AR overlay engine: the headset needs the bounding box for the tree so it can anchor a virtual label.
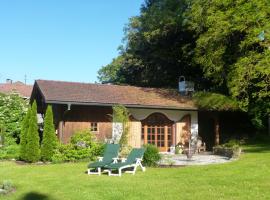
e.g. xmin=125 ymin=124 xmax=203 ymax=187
xmin=98 ymin=0 xmax=270 ymax=130
xmin=19 ymin=106 xmax=31 ymax=161
xmin=97 ymin=56 xmax=125 ymax=84
xmin=0 ymin=93 xmax=28 ymax=143
xmin=189 ymin=0 xmax=270 ymax=128
xmin=41 ymin=106 xmax=57 ymax=161
xmin=25 ymin=101 xmax=40 ymax=162
xmin=98 ymin=0 xmax=208 ymax=89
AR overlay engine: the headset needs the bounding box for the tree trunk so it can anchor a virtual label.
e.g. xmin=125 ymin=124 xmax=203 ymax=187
xmin=214 ymin=116 xmax=220 ymax=146
xmin=268 ymin=115 xmax=270 ymax=136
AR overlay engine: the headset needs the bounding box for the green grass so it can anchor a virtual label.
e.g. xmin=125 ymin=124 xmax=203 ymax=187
xmin=1 ymin=142 xmax=270 ymax=200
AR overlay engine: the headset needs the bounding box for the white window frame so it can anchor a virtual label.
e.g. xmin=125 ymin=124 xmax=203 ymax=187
xmin=90 ymin=122 xmax=99 ymax=133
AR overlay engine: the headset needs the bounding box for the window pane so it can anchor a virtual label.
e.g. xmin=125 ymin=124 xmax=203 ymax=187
xmin=90 ymin=122 xmax=98 ymax=132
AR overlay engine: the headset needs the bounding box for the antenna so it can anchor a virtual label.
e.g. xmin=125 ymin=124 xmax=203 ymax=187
xmin=24 ymin=75 xmax=27 ymax=84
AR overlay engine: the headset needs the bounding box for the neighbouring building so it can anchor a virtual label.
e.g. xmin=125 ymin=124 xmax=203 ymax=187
xmin=0 ymin=79 xmax=33 ymax=99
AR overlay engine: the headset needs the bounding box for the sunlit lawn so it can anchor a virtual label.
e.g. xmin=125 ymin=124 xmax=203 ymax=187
xmin=1 ymin=142 xmax=270 ymax=200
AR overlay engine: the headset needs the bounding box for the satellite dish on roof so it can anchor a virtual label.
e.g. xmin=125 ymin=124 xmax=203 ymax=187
xmin=178 ymin=76 xmax=194 ymax=96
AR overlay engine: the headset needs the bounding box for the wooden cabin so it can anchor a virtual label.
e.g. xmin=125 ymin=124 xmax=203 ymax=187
xmin=31 ymin=80 xmax=201 ymax=152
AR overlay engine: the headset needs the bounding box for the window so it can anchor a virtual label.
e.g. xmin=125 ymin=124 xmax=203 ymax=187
xmin=90 ymin=122 xmax=98 ymax=132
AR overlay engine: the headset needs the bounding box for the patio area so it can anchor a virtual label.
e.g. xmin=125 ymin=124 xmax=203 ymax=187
xmin=159 ymin=152 xmax=233 ymax=166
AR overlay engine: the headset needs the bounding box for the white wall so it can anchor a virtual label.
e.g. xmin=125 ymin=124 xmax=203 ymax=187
xmin=128 ymin=108 xmax=198 ymax=138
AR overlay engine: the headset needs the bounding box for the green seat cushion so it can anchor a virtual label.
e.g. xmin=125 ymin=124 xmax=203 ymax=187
xmin=105 ymin=162 xmax=128 ymax=169
xmin=88 ymin=160 xmax=109 ymax=168
xmin=105 ymin=148 xmax=145 ymax=170
xmin=88 ymin=144 xmax=119 ymax=168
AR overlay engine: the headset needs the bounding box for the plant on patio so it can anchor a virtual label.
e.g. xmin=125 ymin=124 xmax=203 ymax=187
xmin=25 ymin=101 xmax=40 ymax=162
xmin=213 ymin=139 xmax=242 ymax=158
xmin=175 ymin=145 xmax=183 ymax=154
xmin=41 ymin=106 xmax=58 ymax=161
xmin=143 ymin=144 xmax=161 ymax=167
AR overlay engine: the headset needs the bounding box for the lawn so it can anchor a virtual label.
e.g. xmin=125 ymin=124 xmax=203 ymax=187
xmin=0 ymin=142 xmax=270 ymax=200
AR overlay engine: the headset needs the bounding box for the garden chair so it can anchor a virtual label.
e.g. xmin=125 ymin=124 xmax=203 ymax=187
xmin=87 ymin=143 xmax=119 ymax=175
xmin=196 ymin=137 xmax=206 ymax=153
xmin=105 ymin=148 xmax=146 ymax=177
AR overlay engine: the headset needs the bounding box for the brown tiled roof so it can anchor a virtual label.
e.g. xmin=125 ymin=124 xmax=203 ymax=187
xmin=0 ymin=81 xmax=33 ymax=98
xmin=35 ymin=80 xmax=197 ymax=110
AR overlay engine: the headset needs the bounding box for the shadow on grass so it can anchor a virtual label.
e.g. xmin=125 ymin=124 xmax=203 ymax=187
xmin=244 ymin=135 xmax=270 ymax=153
xmin=244 ymin=146 xmax=270 ymax=153
xmin=22 ymin=192 xmax=55 ymax=200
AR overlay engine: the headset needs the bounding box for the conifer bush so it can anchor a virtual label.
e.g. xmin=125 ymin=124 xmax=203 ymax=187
xmin=41 ymin=106 xmax=58 ymax=161
xmin=25 ymin=101 xmax=40 ymax=162
xmin=19 ymin=107 xmax=31 ymax=161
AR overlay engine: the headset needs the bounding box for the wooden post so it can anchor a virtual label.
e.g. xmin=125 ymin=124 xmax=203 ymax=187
xmin=172 ymin=124 xmax=176 ymax=146
xmin=165 ymin=126 xmax=168 ymax=151
xmin=144 ymin=125 xmax=147 ymax=145
xmin=214 ymin=116 xmax=220 ymax=145
xmin=155 ymin=126 xmax=158 ymax=146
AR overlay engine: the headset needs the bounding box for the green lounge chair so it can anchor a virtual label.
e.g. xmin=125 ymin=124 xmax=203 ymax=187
xmin=105 ymin=148 xmax=146 ymax=177
xmin=87 ymin=143 xmax=119 ymax=175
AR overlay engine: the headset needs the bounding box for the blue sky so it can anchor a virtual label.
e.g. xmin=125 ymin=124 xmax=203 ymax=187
xmin=0 ymin=0 xmax=144 ymax=84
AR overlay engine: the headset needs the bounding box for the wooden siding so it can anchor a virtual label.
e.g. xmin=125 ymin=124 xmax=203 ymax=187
xmin=57 ymin=105 xmax=113 ymax=143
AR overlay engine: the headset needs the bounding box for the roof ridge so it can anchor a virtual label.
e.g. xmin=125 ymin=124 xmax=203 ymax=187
xmin=36 ymin=79 xmax=174 ymax=91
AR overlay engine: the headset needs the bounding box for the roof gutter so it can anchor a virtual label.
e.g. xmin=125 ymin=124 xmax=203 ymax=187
xmin=45 ymin=100 xmax=198 ymax=111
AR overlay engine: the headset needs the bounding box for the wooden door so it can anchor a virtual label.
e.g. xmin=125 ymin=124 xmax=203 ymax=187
xmin=141 ymin=113 xmax=173 ymax=152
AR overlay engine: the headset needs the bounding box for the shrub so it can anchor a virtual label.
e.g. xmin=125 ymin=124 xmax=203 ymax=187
xmin=0 ymin=180 xmax=15 ymax=195
xmin=70 ymin=130 xmax=95 ymax=148
xmin=223 ymin=139 xmax=240 ymax=148
xmin=0 ymin=93 xmax=28 ymax=143
xmin=51 ymin=130 xmax=104 ymax=163
xmin=25 ymin=101 xmax=40 ymax=162
xmin=41 ymin=106 xmax=57 ymax=161
xmin=143 ymin=144 xmax=161 ymax=167
xmin=0 ymin=145 xmax=20 ymax=160
xmin=0 ymin=127 xmax=20 ymax=160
